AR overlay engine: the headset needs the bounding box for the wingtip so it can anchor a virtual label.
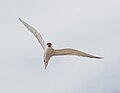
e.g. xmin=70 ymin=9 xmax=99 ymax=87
xmin=18 ymin=17 xmax=27 ymax=26
xmin=96 ymin=57 xmax=103 ymax=59
xmin=18 ymin=17 xmax=22 ymax=22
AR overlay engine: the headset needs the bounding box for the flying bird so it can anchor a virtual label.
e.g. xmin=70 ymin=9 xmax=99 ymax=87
xmin=19 ymin=18 xmax=102 ymax=69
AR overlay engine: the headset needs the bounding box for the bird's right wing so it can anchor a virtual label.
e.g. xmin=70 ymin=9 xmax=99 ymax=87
xmin=19 ymin=18 xmax=46 ymax=50
xmin=53 ymin=48 xmax=102 ymax=59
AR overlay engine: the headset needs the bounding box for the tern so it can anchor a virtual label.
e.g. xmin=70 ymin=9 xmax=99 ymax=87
xmin=19 ymin=18 xmax=102 ymax=69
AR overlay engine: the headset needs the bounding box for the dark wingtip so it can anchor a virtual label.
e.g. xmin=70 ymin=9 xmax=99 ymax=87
xmin=18 ymin=17 xmax=22 ymax=22
xmin=96 ymin=57 xmax=103 ymax=59
xmin=18 ymin=17 xmax=20 ymax=20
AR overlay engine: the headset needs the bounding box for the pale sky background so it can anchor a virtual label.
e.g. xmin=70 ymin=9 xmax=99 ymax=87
xmin=0 ymin=0 xmax=120 ymax=93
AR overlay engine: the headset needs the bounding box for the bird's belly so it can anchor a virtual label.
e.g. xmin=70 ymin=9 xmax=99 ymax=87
xmin=44 ymin=48 xmax=53 ymax=61
xmin=44 ymin=53 xmax=51 ymax=61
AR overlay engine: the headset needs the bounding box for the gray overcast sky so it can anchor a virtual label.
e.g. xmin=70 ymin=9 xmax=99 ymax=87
xmin=0 ymin=0 xmax=120 ymax=93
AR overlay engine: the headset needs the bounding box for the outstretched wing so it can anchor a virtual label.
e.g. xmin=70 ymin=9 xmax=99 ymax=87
xmin=19 ymin=18 xmax=46 ymax=50
xmin=53 ymin=48 xmax=102 ymax=59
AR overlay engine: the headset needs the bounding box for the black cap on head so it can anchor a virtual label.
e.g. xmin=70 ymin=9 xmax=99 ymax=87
xmin=47 ymin=43 xmax=52 ymax=45
xmin=47 ymin=43 xmax=52 ymax=47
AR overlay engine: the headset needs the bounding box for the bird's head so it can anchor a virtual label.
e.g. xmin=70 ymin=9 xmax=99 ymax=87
xmin=47 ymin=43 xmax=52 ymax=48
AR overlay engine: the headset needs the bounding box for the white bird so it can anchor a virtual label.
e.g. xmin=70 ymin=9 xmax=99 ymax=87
xmin=19 ymin=18 xmax=102 ymax=69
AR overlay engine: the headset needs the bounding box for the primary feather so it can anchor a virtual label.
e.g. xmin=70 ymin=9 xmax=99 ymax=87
xmin=19 ymin=18 xmax=46 ymax=50
xmin=53 ymin=48 xmax=102 ymax=59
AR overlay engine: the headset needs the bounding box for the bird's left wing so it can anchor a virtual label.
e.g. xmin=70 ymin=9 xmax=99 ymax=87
xmin=53 ymin=48 xmax=102 ymax=59
xmin=19 ymin=18 xmax=46 ymax=50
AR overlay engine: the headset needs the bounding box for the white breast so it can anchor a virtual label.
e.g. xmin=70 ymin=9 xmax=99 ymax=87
xmin=44 ymin=47 xmax=54 ymax=61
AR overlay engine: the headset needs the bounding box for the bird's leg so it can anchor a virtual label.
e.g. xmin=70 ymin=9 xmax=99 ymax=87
xmin=44 ymin=60 xmax=48 ymax=64
xmin=44 ymin=60 xmax=48 ymax=69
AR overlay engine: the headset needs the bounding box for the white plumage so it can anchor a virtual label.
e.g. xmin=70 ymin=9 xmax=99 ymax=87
xmin=19 ymin=18 xmax=102 ymax=69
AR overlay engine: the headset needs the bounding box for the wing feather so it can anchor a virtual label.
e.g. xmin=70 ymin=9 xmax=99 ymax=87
xmin=19 ymin=18 xmax=46 ymax=50
xmin=53 ymin=48 xmax=102 ymax=59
